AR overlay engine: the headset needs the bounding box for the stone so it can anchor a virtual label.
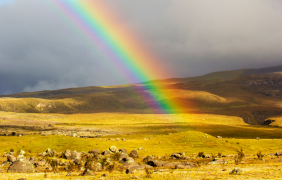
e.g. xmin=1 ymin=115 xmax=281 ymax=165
xmin=7 ymin=155 xmax=16 ymax=163
xmin=121 ymin=162 xmax=140 ymax=169
xmin=147 ymin=160 xmax=164 ymax=167
xmin=7 ymin=159 xmax=35 ymax=173
xmin=80 ymin=169 xmax=95 ymax=176
xmin=109 ymin=146 xmax=118 ymax=153
xmin=120 ymin=157 xmax=135 ymax=164
xmin=63 ymin=149 xmax=72 ymax=159
xmin=163 ymin=163 xmax=176 ymax=168
xmin=129 ymin=150 xmax=139 ymax=158
xmin=19 ymin=150 xmax=25 ymax=155
xmin=88 ymin=149 xmax=100 ymax=156
xmin=229 ymin=168 xmax=243 ymax=174
xmin=46 ymin=149 xmax=56 ymax=157
xmin=70 ymin=151 xmax=81 ymax=160
xmin=102 ymin=150 xmax=111 ymax=155
xmin=143 ymin=156 xmax=154 ymax=164
xmin=88 ymin=162 xmax=102 ymax=171
xmin=126 ymin=168 xmax=133 ymax=174
xmin=119 ymin=148 xmax=127 ymax=154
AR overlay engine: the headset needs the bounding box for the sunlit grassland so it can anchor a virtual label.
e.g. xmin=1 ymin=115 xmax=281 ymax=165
xmin=1 ymin=111 xmax=282 ymax=156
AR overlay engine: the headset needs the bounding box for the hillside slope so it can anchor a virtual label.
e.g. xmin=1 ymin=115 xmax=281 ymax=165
xmin=0 ymin=65 xmax=282 ymax=124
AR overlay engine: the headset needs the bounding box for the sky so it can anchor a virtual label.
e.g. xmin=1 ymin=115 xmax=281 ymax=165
xmin=0 ymin=0 xmax=282 ymax=95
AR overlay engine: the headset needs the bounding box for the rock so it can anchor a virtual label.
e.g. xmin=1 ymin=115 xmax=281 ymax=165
xmin=88 ymin=162 xmax=102 ymax=171
xmin=147 ymin=160 xmax=164 ymax=167
xmin=109 ymin=146 xmax=118 ymax=153
xmin=126 ymin=168 xmax=133 ymax=174
xmin=102 ymin=150 xmax=111 ymax=155
xmin=163 ymin=163 xmax=175 ymax=168
xmin=122 ymin=138 xmax=126 ymax=141
xmin=121 ymin=162 xmax=140 ymax=169
xmin=36 ymin=159 xmax=46 ymax=167
xmin=217 ymin=136 xmax=222 ymax=139
xmin=119 ymin=148 xmax=127 ymax=154
xmin=229 ymin=168 xmax=243 ymax=174
xmin=80 ymin=169 xmax=95 ymax=176
xmin=88 ymin=149 xmax=100 ymax=156
xmin=7 ymin=155 xmax=16 ymax=163
xmin=7 ymin=159 xmax=35 ymax=173
xmin=73 ymin=159 xmax=81 ymax=165
xmin=171 ymin=152 xmax=186 ymax=159
xmin=46 ymin=149 xmax=56 ymax=157
xmin=129 ymin=150 xmax=139 ymax=158
xmin=143 ymin=156 xmax=154 ymax=164
xmin=19 ymin=150 xmax=25 ymax=155
xmin=118 ymin=153 xmax=127 ymax=161
xmin=120 ymin=157 xmax=135 ymax=164
xmin=71 ymin=151 xmax=81 ymax=160
xmin=63 ymin=149 xmax=72 ymax=159
xmin=29 ymin=157 xmax=36 ymax=165
xmin=17 ymin=155 xmax=25 ymax=160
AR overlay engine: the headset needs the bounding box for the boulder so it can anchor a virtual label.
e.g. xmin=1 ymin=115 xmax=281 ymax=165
xmin=70 ymin=151 xmax=81 ymax=160
xmin=80 ymin=169 xmax=95 ymax=176
xmin=63 ymin=149 xmax=72 ymax=160
xmin=129 ymin=150 xmax=139 ymax=158
xmin=88 ymin=149 xmax=100 ymax=156
xmin=163 ymin=163 xmax=176 ymax=168
xmin=46 ymin=149 xmax=56 ymax=157
xmin=102 ymin=150 xmax=111 ymax=155
xmin=147 ymin=160 xmax=164 ymax=167
xmin=229 ymin=168 xmax=243 ymax=174
xmin=121 ymin=162 xmax=140 ymax=169
xmin=7 ymin=159 xmax=35 ymax=173
xmin=119 ymin=157 xmax=135 ymax=164
xmin=126 ymin=168 xmax=133 ymax=174
xmin=7 ymin=155 xmax=16 ymax=163
xmin=109 ymin=146 xmax=118 ymax=153
xmin=119 ymin=148 xmax=127 ymax=154
xmin=88 ymin=162 xmax=102 ymax=171
xmin=143 ymin=156 xmax=154 ymax=164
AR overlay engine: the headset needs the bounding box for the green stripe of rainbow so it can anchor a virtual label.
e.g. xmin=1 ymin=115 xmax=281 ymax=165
xmin=52 ymin=0 xmax=184 ymax=113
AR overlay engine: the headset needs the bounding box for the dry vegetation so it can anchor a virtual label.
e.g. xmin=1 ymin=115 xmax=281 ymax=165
xmin=0 ymin=67 xmax=282 ymax=179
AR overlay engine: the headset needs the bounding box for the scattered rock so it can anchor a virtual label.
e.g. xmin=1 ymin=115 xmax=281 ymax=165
xmin=129 ymin=150 xmax=139 ymax=158
xmin=7 ymin=159 xmax=35 ymax=173
xmin=88 ymin=149 xmax=100 ymax=155
xmin=126 ymin=168 xmax=133 ymax=174
xmin=80 ymin=169 xmax=95 ymax=176
xmin=229 ymin=167 xmax=243 ymax=174
xmin=147 ymin=160 xmax=164 ymax=167
xmin=119 ymin=148 xmax=127 ymax=154
xmin=7 ymin=155 xmax=16 ymax=163
xmin=109 ymin=146 xmax=118 ymax=153
xmin=102 ymin=150 xmax=111 ymax=155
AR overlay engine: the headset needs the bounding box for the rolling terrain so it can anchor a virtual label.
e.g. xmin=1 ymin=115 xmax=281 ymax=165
xmin=0 ymin=66 xmax=282 ymax=179
xmin=0 ymin=65 xmax=282 ymax=125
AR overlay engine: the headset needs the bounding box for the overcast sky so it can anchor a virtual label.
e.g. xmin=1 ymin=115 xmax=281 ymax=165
xmin=0 ymin=0 xmax=282 ymax=95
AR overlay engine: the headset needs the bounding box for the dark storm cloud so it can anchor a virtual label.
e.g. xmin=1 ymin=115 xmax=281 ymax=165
xmin=0 ymin=0 xmax=282 ymax=94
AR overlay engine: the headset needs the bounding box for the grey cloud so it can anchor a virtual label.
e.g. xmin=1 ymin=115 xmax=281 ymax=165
xmin=0 ymin=0 xmax=282 ymax=94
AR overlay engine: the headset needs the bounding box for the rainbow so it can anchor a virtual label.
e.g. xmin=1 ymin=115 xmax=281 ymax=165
xmin=51 ymin=0 xmax=186 ymax=113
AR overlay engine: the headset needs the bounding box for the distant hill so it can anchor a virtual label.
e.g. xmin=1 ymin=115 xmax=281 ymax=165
xmin=0 ymin=65 xmax=282 ymax=125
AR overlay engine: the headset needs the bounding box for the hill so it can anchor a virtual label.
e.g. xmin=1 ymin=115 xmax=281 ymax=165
xmin=0 ymin=65 xmax=282 ymax=124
